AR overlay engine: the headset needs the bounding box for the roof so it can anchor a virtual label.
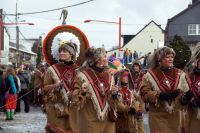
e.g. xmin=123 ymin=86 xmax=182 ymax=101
xmin=166 ymin=1 xmax=200 ymax=31
xmin=9 ymin=41 xmax=37 ymax=55
xmin=107 ymin=20 xmax=164 ymax=52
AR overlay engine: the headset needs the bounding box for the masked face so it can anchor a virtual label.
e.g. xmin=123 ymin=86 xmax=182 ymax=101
xmin=160 ymin=54 xmax=174 ymax=68
xmin=58 ymin=49 xmax=72 ymax=61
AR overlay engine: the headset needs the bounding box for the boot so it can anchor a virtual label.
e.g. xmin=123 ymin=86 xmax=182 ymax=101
xmin=10 ymin=111 xmax=14 ymax=120
xmin=6 ymin=111 xmax=10 ymax=120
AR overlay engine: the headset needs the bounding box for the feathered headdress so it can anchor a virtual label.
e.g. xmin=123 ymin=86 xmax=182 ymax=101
xmin=51 ymin=32 xmax=80 ymax=61
xmin=43 ymin=25 xmax=90 ymax=65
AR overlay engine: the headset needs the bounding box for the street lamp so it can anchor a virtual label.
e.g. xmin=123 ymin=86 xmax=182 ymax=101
xmin=84 ymin=17 xmax=122 ymax=51
xmin=2 ymin=22 xmax=34 ymax=26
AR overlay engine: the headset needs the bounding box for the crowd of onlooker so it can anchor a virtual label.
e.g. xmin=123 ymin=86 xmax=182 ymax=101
xmin=0 ymin=63 xmax=46 ymax=121
xmin=111 ymin=48 xmax=152 ymax=69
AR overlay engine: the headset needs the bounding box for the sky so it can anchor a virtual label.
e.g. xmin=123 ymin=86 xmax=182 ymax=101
xmin=0 ymin=0 xmax=192 ymax=50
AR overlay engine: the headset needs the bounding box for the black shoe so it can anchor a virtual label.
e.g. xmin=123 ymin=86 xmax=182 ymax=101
xmin=25 ymin=110 xmax=29 ymax=113
xmin=15 ymin=110 xmax=21 ymax=113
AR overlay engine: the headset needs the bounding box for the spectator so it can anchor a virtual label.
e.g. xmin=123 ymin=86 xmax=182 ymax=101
xmin=124 ymin=48 xmax=130 ymax=64
xmin=143 ymin=52 xmax=151 ymax=69
xmin=0 ymin=69 xmax=5 ymax=112
xmin=4 ymin=68 xmax=17 ymax=120
xmin=129 ymin=50 xmax=133 ymax=63
xmin=113 ymin=52 xmax=116 ymax=57
xmin=16 ymin=68 xmax=30 ymax=113
xmin=133 ymin=51 xmax=139 ymax=60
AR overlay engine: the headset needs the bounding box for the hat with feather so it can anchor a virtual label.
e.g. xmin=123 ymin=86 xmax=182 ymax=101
xmin=43 ymin=25 xmax=90 ymax=65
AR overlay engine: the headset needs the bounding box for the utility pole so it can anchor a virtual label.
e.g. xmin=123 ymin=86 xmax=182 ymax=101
xmin=0 ymin=9 xmax=3 ymax=64
xmin=16 ymin=0 xmax=19 ymax=67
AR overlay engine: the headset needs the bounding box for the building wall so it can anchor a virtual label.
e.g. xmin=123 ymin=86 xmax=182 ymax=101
xmin=124 ymin=22 xmax=164 ymax=56
xmin=167 ymin=4 xmax=200 ymax=42
xmin=107 ymin=22 xmax=164 ymax=58
xmin=1 ymin=28 xmax=9 ymax=65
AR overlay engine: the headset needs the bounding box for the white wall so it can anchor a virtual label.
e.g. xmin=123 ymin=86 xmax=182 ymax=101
xmin=0 ymin=28 xmax=9 ymax=65
xmin=123 ymin=22 xmax=164 ymax=57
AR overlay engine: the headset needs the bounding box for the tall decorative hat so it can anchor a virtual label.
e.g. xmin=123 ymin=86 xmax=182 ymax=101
xmin=43 ymin=25 xmax=90 ymax=66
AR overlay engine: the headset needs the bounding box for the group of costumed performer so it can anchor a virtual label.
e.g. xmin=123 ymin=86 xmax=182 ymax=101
xmin=140 ymin=46 xmax=192 ymax=133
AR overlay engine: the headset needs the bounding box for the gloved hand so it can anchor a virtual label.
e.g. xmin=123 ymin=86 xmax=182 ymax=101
xmin=180 ymin=90 xmax=194 ymax=105
xmin=185 ymin=90 xmax=194 ymax=101
xmin=190 ymin=99 xmax=198 ymax=108
xmin=190 ymin=99 xmax=200 ymax=108
xmin=112 ymin=91 xmax=120 ymax=100
xmin=159 ymin=92 xmax=171 ymax=101
xmin=128 ymin=107 xmax=135 ymax=115
xmin=170 ymin=89 xmax=180 ymax=99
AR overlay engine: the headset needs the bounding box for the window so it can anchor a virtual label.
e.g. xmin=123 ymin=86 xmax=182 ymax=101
xmin=188 ymin=24 xmax=200 ymax=35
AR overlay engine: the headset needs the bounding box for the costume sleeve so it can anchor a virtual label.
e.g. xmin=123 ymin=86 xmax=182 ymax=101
xmin=71 ymin=71 xmax=91 ymax=110
xmin=110 ymin=95 xmax=129 ymax=113
xmin=178 ymin=72 xmax=191 ymax=93
xmin=132 ymin=92 xmax=145 ymax=112
xmin=43 ymin=67 xmax=58 ymax=94
xmin=140 ymin=76 xmax=159 ymax=105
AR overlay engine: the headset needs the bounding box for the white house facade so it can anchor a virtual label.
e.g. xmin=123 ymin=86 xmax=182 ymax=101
xmin=107 ymin=21 xmax=164 ymax=58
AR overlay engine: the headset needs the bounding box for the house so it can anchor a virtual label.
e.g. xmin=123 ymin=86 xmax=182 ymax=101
xmin=165 ymin=0 xmax=200 ymax=50
xmin=107 ymin=20 xmax=164 ymax=58
xmin=9 ymin=40 xmax=37 ymax=67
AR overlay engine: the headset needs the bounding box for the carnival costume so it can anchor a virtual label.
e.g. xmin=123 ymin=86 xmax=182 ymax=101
xmin=114 ymin=69 xmax=139 ymax=133
xmin=140 ymin=47 xmax=191 ymax=133
xmin=131 ymin=60 xmax=145 ymax=133
xmin=188 ymin=58 xmax=200 ymax=133
xmin=43 ymin=25 xmax=89 ymax=133
xmin=72 ymin=47 xmax=118 ymax=133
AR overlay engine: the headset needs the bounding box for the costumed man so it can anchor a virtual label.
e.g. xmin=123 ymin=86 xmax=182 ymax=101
xmin=131 ymin=60 xmax=145 ymax=133
xmin=33 ymin=63 xmax=46 ymax=107
xmin=187 ymin=58 xmax=200 ymax=133
xmin=43 ymin=24 xmax=89 ymax=133
xmin=114 ymin=69 xmax=138 ymax=133
xmin=140 ymin=46 xmax=192 ymax=133
xmin=72 ymin=47 xmax=120 ymax=133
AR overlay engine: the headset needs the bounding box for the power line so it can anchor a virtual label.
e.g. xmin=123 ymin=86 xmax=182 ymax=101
xmin=5 ymin=0 xmax=95 ymax=16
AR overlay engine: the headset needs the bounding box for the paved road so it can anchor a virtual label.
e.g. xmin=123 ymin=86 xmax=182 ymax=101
xmin=0 ymin=106 xmax=46 ymax=133
xmin=0 ymin=106 xmax=150 ymax=133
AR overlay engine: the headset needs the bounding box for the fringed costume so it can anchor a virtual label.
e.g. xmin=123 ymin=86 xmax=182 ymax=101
xmin=141 ymin=67 xmax=190 ymax=133
xmin=188 ymin=66 xmax=200 ymax=133
xmin=72 ymin=67 xmax=116 ymax=133
xmin=42 ymin=24 xmax=89 ymax=133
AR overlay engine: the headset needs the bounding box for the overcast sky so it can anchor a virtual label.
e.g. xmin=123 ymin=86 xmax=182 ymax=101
xmin=0 ymin=0 xmax=191 ymax=50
